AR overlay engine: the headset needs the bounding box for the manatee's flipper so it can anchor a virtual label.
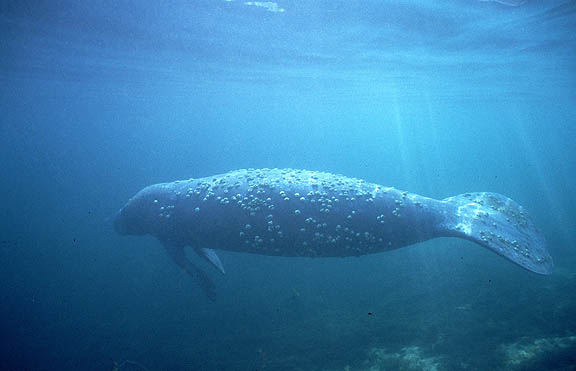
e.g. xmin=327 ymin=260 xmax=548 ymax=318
xmin=164 ymin=245 xmax=217 ymax=301
xmin=195 ymin=248 xmax=226 ymax=274
xmin=442 ymin=192 xmax=553 ymax=274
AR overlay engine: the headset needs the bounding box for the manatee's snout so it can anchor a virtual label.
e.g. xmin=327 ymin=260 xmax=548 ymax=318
xmin=115 ymin=185 xmax=166 ymax=236
xmin=114 ymin=201 xmax=150 ymax=236
xmin=114 ymin=208 xmax=130 ymax=235
xmin=113 ymin=197 xmax=148 ymax=236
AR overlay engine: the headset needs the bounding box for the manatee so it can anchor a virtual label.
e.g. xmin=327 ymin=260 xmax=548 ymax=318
xmin=114 ymin=168 xmax=553 ymax=300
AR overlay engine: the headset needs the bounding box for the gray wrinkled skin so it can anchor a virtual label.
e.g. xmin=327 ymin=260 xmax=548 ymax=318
xmin=115 ymin=168 xmax=448 ymax=257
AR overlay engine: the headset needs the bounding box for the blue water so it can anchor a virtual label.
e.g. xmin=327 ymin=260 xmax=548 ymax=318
xmin=1 ymin=1 xmax=575 ymax=370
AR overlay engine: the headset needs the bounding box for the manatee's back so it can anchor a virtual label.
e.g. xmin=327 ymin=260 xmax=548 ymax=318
xmin=155 ymin=169 xmax=442 ymax=257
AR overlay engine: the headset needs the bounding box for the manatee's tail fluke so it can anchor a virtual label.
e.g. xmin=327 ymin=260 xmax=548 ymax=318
xmin=441 ymin=192 xmax=553 ymax=274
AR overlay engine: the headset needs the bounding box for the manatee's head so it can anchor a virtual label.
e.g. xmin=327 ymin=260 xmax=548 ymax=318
xmin=114 ymin=183 xmax=172 ymax=236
